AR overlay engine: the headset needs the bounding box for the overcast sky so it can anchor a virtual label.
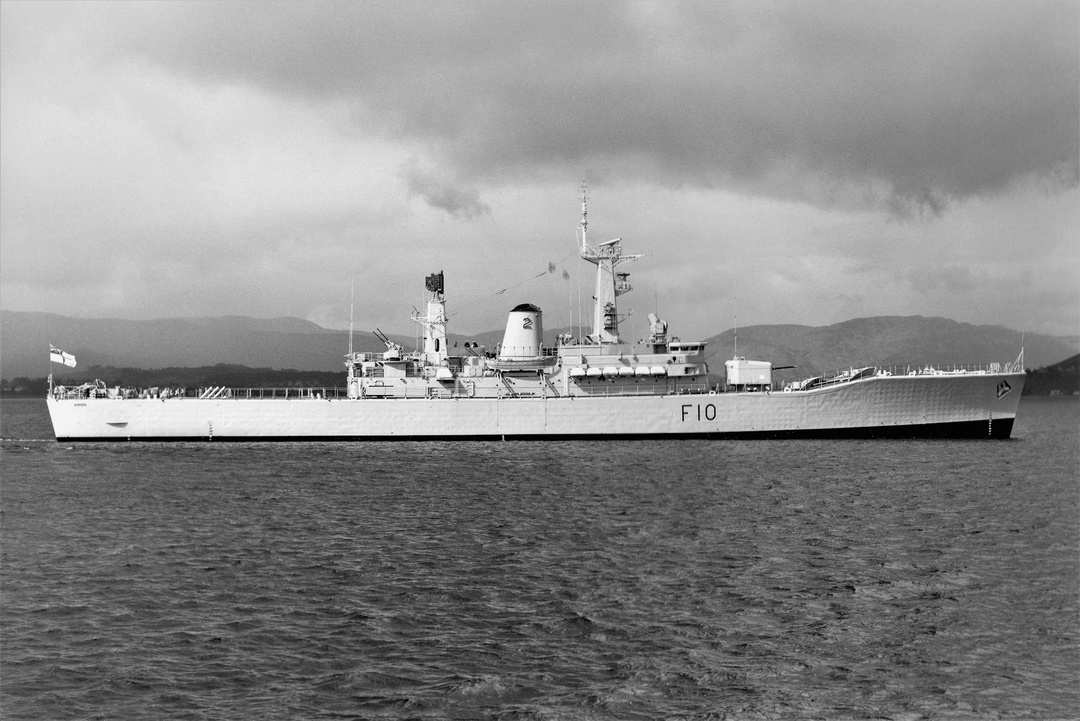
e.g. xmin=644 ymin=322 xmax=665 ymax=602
xmin=2 ymin=0 xmax=1077 ymax=341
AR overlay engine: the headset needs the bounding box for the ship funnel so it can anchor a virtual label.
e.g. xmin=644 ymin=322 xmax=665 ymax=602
xmin=499 ymin=303 xmax=543 ymax=360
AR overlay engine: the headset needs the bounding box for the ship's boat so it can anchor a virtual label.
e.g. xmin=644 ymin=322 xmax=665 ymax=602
xmin=46 ymin=188 xmax=1025 ymax=441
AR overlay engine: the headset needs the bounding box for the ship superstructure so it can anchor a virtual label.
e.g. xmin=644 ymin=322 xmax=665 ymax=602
xmin=343 ymin=186 xmax=708 ymax=403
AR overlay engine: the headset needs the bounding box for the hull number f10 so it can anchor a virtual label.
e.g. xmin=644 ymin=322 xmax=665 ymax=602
xmin=682 ymin=404 xmax=716 ymax=421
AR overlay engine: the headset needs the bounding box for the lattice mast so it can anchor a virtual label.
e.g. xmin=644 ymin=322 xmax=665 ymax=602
xmin=578 ymin=183 xmax=640 ymax=344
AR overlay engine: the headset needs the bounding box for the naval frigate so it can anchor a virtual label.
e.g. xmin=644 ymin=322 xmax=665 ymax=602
xmin=46 ymin=188 xmax=1025 ymax=441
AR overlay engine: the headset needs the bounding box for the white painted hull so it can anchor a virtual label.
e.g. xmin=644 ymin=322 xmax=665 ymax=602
xmin=47 ymin=371 xmax=1025 ymax=440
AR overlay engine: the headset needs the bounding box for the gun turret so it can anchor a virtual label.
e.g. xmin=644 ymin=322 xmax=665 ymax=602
xmin=373 ymin=328 xmax=403 ymax=359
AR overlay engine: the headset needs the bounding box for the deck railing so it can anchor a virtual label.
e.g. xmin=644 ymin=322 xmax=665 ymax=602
xmin=765 ymin=360 xmax=1024 ymax=393
xmin=51 ymin=385 xmax=350 ymax=400
xmin=51 ymin=359 xmax=1023 ymax=401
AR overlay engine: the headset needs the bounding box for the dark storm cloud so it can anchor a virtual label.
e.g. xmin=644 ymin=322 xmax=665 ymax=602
xmin=99 ymin=0 xmax=1078 ymax=212
xmin=402 ymin=161 xmax=490 ymax=219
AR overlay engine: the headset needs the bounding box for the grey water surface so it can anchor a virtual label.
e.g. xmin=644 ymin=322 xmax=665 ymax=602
xmin=2 ymin=397 xmax=1077 ymax=720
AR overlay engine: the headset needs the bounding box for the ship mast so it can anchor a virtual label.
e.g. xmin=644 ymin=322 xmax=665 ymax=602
xmin=578 ymin=183 xmax=640 ymax=344
xmin=348 ymin=280 xmax=355 ymax=357
xmin=580 ymin=181 xmax=589 ymax=252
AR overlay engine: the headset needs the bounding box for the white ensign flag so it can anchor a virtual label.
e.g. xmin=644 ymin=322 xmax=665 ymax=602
xmin=49 ymin=346 xmax=77 ymax=367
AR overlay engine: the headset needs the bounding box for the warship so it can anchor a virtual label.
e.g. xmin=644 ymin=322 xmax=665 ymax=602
xmin=46 ymin=189 xmax=1025 ymax=441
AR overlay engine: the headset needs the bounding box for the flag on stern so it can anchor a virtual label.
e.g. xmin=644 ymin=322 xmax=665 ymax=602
xmin=49 ymin=345 xmax=77 ymax=367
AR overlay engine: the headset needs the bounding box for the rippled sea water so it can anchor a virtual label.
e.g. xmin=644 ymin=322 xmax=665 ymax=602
xmin=2 ymin=397 xmax=1077 ymax=720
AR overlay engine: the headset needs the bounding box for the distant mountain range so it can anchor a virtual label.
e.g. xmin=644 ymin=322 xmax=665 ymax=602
xmin=2 ymin=310 xmax=1077 ymax=382
xmin=699 ymin=316 xmax=1074 ymax=380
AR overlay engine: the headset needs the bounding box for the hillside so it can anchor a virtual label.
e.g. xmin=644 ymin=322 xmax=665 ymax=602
xmin=2 ymin=312 xmax=367 ymax=377
xmin=1023 ymin=354 xmax=1080 ymax=395
xmin=2 ymin=310 xmax=1077 ymax=385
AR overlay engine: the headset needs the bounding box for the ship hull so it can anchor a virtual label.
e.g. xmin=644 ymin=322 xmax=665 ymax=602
xmin=47 ymin=372 xmax=1025 ymax=441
